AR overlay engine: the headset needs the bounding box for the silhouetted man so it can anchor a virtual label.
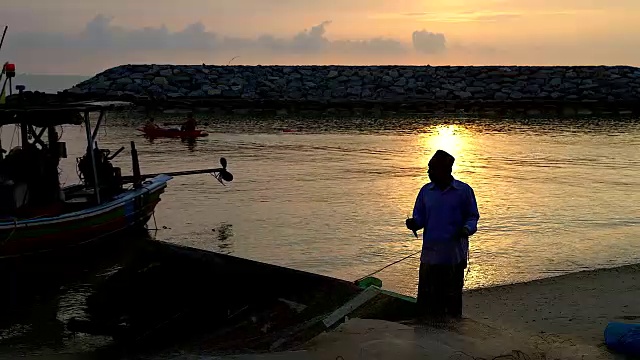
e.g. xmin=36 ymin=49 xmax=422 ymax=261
xmin=406 ymin=150 xmax=479 ymax=319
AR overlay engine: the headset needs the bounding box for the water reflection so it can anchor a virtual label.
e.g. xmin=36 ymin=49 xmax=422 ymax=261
xmin=416 ymin=124 xmax=478 ymax=176
xmin=214 ymin=223 xmax=234 ymax=254
xmin=0 ymin=232 xmax=152 ymax=356
xmin=141 ymin=136 xmax=199 ymax=152
xmin=182 ymin=138 xmax=197 ymax=152
xmin=2 ymin=117 xmax=639 ymax=297
xmin=418 ymin=125 xmax=470 ymax=161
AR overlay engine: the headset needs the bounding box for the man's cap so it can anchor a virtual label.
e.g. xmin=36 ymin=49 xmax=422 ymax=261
xmin=429 ymin=150 xmax=455 ymax=167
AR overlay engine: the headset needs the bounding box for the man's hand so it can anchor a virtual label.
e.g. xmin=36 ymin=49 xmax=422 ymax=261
xmin=406 ymin=218 xmax=420 ymax=231
xmin=459 ymin=226 xmax=470 ymax=238
xmin=406 ymin=218 xmax=420 ymax=238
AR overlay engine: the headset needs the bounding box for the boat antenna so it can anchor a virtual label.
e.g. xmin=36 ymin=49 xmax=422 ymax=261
xmin=0 ymin=26 xmax=8 ymax=96
xmin=0 ymin=26 xmax=7 ymax=55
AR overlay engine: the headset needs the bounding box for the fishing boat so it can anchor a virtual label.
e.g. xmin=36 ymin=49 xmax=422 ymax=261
xmin=137 ymin=126 xmax=209 ymax=139
xmin=0 ymin=91 xmax=233 ymax=259
xmin=67 ymin=240 xmax=417 ymax=352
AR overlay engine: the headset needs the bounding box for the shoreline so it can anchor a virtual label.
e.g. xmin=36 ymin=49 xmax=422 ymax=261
xmin=462 ymin=261 xmax=640 ymax=293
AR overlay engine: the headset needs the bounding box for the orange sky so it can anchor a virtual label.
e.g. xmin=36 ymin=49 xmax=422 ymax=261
xmin=3 ymin=0 xmax=640 ymax=73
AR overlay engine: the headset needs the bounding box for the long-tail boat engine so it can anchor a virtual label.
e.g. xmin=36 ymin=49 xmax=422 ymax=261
xmin=77 ymin=146 xmax=125 ymax=196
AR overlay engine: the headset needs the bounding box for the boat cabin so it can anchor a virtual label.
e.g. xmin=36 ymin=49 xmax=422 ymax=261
xmin=0 ymin=101 xmax=134 ymax=219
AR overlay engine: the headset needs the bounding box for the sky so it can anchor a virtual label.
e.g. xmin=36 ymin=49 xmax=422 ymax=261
xmin=2 ymin=0 xmax=640 ymax=74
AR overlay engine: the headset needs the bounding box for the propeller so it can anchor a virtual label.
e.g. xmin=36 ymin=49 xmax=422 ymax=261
xmin=215 ymin=157 xmax=234 ymax=183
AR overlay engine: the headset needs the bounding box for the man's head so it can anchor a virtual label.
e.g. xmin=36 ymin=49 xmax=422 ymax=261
xmin=428 ymin=150 xmax=455 ymax=185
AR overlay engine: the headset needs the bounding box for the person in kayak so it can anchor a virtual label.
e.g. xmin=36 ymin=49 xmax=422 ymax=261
xmin=405 ymin=150 xmax=479 ymax=320
xmin=181 ymin=113 xmax=197 ymax=132
xmin=144 ymin=117 xmax=158 ymax=131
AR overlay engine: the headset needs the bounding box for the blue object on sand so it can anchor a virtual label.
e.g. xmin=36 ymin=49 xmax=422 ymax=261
xmin=605 ymin=322 xmax=640 ymax=355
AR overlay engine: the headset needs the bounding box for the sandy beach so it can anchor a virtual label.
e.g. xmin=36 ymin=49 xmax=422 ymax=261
xmin=464 ymin=264 xmax=640 ymax=346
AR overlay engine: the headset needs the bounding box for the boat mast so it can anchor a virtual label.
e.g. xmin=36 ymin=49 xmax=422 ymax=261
xmin=83 ymin=111 xmax=101 ymax=204
xmin=0 ymin=26 xmax=8 ymax=160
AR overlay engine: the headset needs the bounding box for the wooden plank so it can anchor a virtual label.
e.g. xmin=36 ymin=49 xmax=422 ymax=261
xmin=322 ymin=286 xmax=380 ymax=328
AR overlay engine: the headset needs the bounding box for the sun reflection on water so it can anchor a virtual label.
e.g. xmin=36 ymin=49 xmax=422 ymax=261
xmin=416 ymin=124 xmax=478 ymax=180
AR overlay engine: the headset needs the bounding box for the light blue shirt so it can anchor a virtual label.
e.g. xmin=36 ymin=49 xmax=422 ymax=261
xmin=412 ymin=179 xmax=479 ymax=265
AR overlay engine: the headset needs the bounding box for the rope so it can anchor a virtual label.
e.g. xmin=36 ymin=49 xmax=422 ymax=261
xmin=355 ymin=249 xmax=422 ymax=283
xmin=354 ymin=238 xmax=473 ymax=288
xmin=465 ymin=250 xmax=471 ymax=286
xmin=145 ymin=211 xmax=165 ymax=237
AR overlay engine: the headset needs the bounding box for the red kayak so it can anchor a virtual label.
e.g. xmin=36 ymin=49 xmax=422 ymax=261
xmin=138 ymin=127 xmax=209 ymax=138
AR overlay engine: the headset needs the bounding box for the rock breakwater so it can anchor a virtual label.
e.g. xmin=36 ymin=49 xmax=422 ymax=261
xmin=68 ymin=65 xmax=640 ymax=116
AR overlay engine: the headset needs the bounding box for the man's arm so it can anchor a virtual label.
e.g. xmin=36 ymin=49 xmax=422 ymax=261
xmin=463 ymin=186 xmax=479 ymax=236
xmin=411 ymin=188 xmax=426 ymax=230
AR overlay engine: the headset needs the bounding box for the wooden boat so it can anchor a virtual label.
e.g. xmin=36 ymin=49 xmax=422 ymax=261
xmin=67 ymin=240 xmax=417 ymax=353
xmin=0 ymin=174 xmax=170 ymax=257
xmin=137 ymin=126 xmax=208 ymax=138
xmin=0 ymin=93 xmax=232 ymax=259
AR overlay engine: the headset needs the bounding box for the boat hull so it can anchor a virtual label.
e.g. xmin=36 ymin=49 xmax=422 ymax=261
xmin=66 ymin=241 xmax=418 ymax=352
xmin=0 ymin=175 xmax=172 ymax=258
xmin=137 ymin=128 xmax=208 ymax=138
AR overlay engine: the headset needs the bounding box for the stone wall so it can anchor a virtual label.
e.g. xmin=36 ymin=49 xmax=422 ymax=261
xmin=67 ymin=65 xmax=640 ymax=116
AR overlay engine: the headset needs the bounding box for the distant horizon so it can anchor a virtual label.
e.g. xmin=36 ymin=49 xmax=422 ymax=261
xmin=15 ymin=73 xmax=92 ymax=77
xmin=8 ymin=73 xmax=91 ymax=93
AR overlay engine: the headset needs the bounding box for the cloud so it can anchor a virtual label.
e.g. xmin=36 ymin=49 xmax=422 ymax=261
xmin=290 ymin=21 xmax=332 ymax=53
xmin=412 ymin=30 xmax=446 ymax=54
xmin=5 ymin=15 xmax=447 ymax=72
xmin=8 ymin=15 xmax=414 ymax=55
